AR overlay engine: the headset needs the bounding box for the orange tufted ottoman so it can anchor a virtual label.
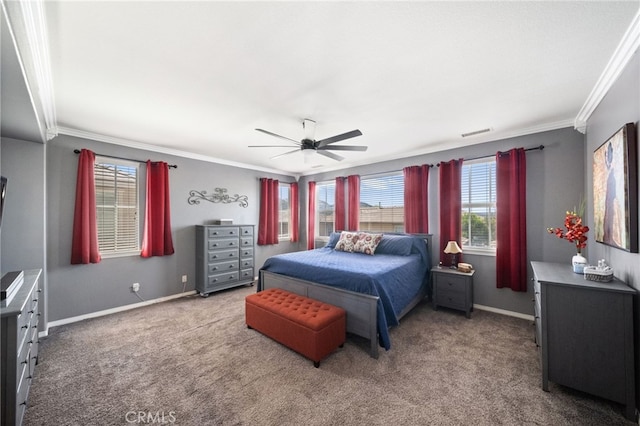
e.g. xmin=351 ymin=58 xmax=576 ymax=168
xmin=245 ymin=288 xmax=346 ymax=367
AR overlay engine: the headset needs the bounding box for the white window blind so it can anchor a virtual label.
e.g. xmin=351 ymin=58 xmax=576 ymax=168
xmin=359 ymin=173 xmax=404 ymax=232
xmin=316 ymin=181 xmax=335 ymax=237
xmin=461 ymin=158 xmax=496 ymax=251
xmin=95 ymin=158 xmax=139 ymax=255
xmin=278 ymin=183 xmax=290 ymax=239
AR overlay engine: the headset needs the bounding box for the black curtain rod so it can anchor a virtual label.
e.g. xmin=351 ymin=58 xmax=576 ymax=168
xmin=74 ymin=149 xmax=177 ymax=168
xmin=437 ymin=144 xmax=544 ymax=165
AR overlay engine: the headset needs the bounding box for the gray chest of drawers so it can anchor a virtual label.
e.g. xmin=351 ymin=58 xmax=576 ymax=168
xmin=431 ymin=267 xmax=474 ymax=318
xmin=531 ymin=261 xmax=635 ymax=421
xmin=195 ymin=225 xmax=255 ymax=297
xmin=1 ymin=269 xmax=42 ymax=426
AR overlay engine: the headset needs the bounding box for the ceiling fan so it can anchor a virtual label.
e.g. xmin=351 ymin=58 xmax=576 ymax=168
xmin=249 ymin=119 xmax=366 ymax=161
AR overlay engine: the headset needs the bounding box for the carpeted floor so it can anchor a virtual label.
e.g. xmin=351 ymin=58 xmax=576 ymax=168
xmin=24 ymin=285 xmax=633 ymax=425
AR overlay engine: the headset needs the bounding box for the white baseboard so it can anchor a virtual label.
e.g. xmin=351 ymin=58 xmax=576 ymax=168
xmin=473 ymin=303 xmax=535 ymax=321
xmin=44 ymin=290 xmax=197 ymax=333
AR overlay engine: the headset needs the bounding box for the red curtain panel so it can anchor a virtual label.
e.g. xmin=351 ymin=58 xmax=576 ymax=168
xmin=290 ymin=182 xmax=299 ymax=242
xmin=71 ymin=149 xmax=101 ymax=264
xmin=347 ymin=175 xmax=360 ymax=231
xmin=403 ymin=164 xmax=430 ymax=233
xmin=141 ymin=161 xmax=175 ymax=257
xmin=335 ymin=176 xmax=346 ymax=232
xmin=258 ymin=178 xmax=279 ymax=245
xmin=496 ymin=148 xmax=528 ymax=292
xmin=439 ymin=159 xmax=463 ymax=266
xmin=307 ymin=181 xmax=316 ymax=250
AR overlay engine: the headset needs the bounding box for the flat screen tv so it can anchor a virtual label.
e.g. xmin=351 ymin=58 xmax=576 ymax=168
xmin=0 ymin=176 xmax=6 ymax=228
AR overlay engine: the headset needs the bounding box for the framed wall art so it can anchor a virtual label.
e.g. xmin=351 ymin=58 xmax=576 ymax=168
xmin=593 ymin=122 xmax=638 ymax=253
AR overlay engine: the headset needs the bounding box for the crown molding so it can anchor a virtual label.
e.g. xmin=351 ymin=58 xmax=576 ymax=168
xmin=55 ymin=126 xmax=296 ymax=177
xmin=2 ymin=0 xmax=57 ymax=140
xmin=575 ymin=9 xmax=640 ymax=134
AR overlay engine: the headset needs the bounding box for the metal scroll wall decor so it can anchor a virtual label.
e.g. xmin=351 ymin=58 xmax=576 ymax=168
xmin=188 ymin=188 xmax=249 ymax=208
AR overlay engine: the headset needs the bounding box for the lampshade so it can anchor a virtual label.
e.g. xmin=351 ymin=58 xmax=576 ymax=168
xmin=443 ymin=241 xmax=462 ymax=254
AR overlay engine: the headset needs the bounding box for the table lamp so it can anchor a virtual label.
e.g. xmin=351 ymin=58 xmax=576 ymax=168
xmin=443 ymin=241 xmax=462 ymax=269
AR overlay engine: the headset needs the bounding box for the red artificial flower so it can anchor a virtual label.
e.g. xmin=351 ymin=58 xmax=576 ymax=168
xmin=547 ymin=210 xmax=589 ymax=253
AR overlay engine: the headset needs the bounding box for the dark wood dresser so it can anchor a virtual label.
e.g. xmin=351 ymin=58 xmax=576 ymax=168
xmin=1 ymin=269 xmax=42 ymax=426
xmin=531 ymin=261 xmax=635 ymax=421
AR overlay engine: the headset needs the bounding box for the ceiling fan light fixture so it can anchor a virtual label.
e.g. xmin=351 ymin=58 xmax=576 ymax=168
xmin=303 ymin=149 xmax=315 ymax=163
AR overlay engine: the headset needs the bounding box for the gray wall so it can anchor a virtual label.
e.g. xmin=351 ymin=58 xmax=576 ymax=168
xmin=0 ymin=136 xmax=47 ymax=328
xmin=2 ymin=125 xmax=587 ymax=325
xmin=300 ymin=126 xmax=585 ymax=315
xmin=43 ymin=134 xmax=297 ymax=322
xmin=584 ymin=49 xmax=639 ymax=408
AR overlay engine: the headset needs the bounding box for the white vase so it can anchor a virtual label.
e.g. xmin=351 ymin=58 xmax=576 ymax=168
xmin=572 ymin=253 xmax=587 ymax=274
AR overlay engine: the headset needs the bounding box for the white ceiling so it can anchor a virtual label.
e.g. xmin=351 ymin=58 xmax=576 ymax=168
xmin=3 ymin=1 xmax=640 ymax=175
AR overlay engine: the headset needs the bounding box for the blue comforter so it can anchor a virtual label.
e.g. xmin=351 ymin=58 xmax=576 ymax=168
xmin=259 ymin=235 xmax=430 ymax=350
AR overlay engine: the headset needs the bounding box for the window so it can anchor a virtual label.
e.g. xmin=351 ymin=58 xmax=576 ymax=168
xmin=315 ymin=181 xmax=335 ymax=237
xmin=359 ymin=173 xmax=404 ymax=232
xmin=461 ymin=158 xmax=496 ymax=252
xmin=95 ymin=158 xmax=139 ymax=256
xmin=278 ymin=183 xmax=290 ymax=240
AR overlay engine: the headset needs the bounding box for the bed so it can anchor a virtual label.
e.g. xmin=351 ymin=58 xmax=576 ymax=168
xmin=258 ymin=232 xmax=432 ymax=358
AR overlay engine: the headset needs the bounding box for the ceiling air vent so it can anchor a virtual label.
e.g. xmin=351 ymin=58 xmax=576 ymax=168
xmin=461 ymin=128 xmax=492 ymax=138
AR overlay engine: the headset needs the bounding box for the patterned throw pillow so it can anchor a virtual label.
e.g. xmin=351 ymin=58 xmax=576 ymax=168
xmin=334 ymin=231 xmax=359 ymax=253
xmin=353 ymin=232 xmax=383 ymax=255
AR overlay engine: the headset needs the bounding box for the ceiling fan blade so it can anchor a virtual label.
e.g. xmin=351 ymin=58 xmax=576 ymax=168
xmin=316 ymin=130 xmax=362 ymax=148
xmin=270 ymin=149 xmax=300 ymax=160
xmin=317 ymin=145 xmax=367 ymax=152
xmin=316 ymin=150 xmax=344 ymax=161
xmin=255 ymin=129 xmax=300 ymax=145
xmin=248 ymin=145 xmax=299 ymax=148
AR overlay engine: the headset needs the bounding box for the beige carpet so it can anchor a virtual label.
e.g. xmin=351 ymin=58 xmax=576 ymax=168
xmin=24 ymin=285 xmax=632 ymax=425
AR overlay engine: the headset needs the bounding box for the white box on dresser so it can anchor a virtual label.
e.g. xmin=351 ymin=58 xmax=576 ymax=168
xmin=1 ymin=269 xmax=42 ymax=426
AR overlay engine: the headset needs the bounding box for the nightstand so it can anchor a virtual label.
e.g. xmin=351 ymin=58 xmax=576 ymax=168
xmin=431 ymin=267 xmax=475 ymax=318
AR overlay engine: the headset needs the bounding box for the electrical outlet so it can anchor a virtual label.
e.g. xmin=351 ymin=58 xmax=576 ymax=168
xmin=181 ymin=275 xmax=187 ymax=283
xmin=132 ymin=282 xmax=140 ymax=292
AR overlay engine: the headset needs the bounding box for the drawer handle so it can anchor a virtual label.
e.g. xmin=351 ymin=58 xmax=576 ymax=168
xmin=229 ymin=242 xmax=234 ymax=246
xmin=32 ymin=325 xmax=38 ymax=329
xmin=212 ymin=267 xmax=218 ymax=271
xmin=20 ymin=401 xmax=27 ymax=406
xmin=22 ymin=325 xmax=29 ymax=329
xmin=37 ymin=289 xmax=42 ymax=293
xmin=229 ymin=265 xmax=234 ymax=268
xmin=22 ymin=359 xmax=28 ymax=365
